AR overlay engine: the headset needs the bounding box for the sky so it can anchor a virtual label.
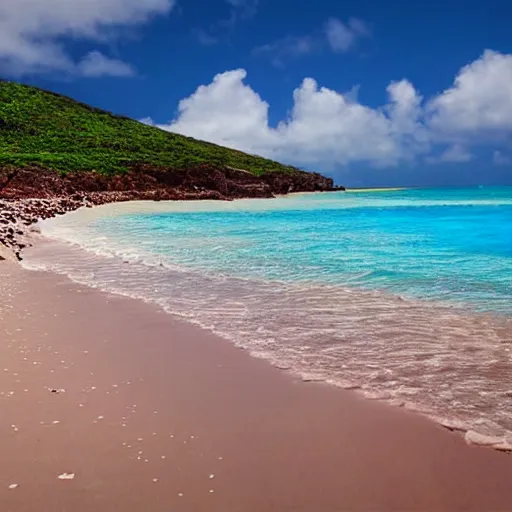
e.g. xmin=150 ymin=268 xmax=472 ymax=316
xmin=1 ymin=0 xmax=512 ymax=187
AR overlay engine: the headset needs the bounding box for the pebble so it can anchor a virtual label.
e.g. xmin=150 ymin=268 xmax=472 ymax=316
xmin=0 ymin=198 xmax=93 ymax=258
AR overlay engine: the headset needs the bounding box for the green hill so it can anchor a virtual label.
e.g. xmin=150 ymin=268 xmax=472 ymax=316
xmin=0 ymin=80 xmax=297 ymax=176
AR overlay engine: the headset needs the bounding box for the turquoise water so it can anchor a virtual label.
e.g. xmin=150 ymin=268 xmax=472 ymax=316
xmin=24 ymin=187 xmax=512 ymax=446
xmin=95 ymin=187 xmax=512 ymax=313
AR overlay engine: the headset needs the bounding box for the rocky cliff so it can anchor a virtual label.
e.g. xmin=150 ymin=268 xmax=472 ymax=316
xmin=0 ymin=164 xmax=339 ymax=201
xmin=0 ymin=164 xmax=343 ymax=260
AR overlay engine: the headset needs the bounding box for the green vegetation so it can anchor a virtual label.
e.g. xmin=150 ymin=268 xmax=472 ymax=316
xmin=0 ymin=80 xmax=297 ymax=176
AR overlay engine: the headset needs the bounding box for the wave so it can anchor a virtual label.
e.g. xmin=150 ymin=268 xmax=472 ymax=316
xmin=34 ymin=198 xmax=512 ymax=315
xmin=23 ymin=190 xmax=512 ymax=449
xmin=22 ymin=231 xmax=512 ymax=451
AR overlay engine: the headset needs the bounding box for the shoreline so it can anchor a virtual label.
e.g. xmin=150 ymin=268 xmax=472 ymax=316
xmin=2 ymin=195 xmax=512 ymax=510
xmin=20 ymin=200 xmax=512 ymax=451
xmin=0 ymin=188 xmax=343 ymax=259
xmin=2 ymin=255 xmax=512 ymax=511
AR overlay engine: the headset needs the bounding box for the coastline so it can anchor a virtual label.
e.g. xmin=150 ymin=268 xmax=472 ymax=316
xmin=0 ymin=190 xmax=339 ymax=260
xmin=19 ymin=199 xmax=512 ymax=448
xmin=2 ymin=257 xmax=512 ymax=511
xmin=1 ymin=194 xmax=512 ymax=510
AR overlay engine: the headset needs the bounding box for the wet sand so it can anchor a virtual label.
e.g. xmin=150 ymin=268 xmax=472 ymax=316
xmin=1 ymin=258 xmax=512 ymax=512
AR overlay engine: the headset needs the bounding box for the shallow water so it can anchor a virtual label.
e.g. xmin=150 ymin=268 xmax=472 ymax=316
xmin=23 ymin=187 xmax=512 ymax=444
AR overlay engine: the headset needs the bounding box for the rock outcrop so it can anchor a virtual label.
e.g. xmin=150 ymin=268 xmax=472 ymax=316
xmin=0 ymin=164 xmax=344 ymax=259
xmin=0 ymin=164 xmax=339 ymax=201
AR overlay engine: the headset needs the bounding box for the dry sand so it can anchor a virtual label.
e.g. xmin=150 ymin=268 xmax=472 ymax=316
xmin=1 ymin=258 xmax=512 ymax=512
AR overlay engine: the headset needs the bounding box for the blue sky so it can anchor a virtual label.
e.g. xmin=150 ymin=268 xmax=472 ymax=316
xmin=1 ymin=0 xmax=512 ymax=187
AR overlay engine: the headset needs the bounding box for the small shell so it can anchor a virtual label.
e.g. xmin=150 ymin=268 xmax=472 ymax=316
xmin=57 ymin=473 xmax=75 ymax=480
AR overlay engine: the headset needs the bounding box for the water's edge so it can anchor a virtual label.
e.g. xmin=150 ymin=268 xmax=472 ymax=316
xmin=21 ymin=198 xmax=512 ymax=452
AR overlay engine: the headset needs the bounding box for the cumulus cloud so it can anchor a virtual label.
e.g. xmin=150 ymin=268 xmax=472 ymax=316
xmin=0 ymin=0 xmax=174 ymax=77
xmin=148 ymin=50 xmax=512 ymax=169
xmin=325 ymin=17 xmax=371 ymax=53
xmin=169 ymin=69 xmax=274 ymax=154
xmin=157 ymin=69 xmax=425 ymax=168
xmin=273 ymin=77 xmax=403 ymax=166
xmin=427 ymin=50 xmax=512 ymax=140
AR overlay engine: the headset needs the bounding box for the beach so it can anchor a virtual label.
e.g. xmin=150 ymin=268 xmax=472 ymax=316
xmin=2 ymin=254 xmax=512 ymax=511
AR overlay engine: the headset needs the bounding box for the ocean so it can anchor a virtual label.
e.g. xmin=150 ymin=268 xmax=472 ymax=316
xmin=23 ymin=187 xmax=512 ymax=444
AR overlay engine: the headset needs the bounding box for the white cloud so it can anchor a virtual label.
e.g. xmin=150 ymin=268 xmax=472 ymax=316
xmin=0 ymin=0 xmax=174 ymax=77
xmin=158 ymin=69 xmax=425 ymax=168
xmin=273 ymin=77 xmax=403 ymax=166
xmin=148 ymin=50 xmax=512 ymax=169
xmin=78 ymin=51 xmax=135 ymax=77
xmin=385 ymin=79 xmax=429 ymax=159
xmin=169 ymin=69 xmax=274 ymax=155
xmin=493 ymin=150 xmax=511 ymax=165
xmin=427 ymin=50 xmax=512 ymax=140
xmin=325 ymin=17 xmax=371 ymax=53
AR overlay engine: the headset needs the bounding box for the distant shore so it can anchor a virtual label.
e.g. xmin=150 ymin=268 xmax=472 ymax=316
xmin=345 ymin=187 xmax=409 ymax=192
